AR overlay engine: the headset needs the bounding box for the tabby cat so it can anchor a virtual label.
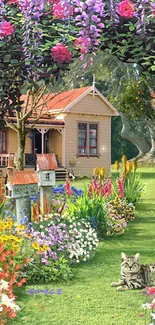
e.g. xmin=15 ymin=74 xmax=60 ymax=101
xmin=111 ymin=253 xmax=155 ymax=291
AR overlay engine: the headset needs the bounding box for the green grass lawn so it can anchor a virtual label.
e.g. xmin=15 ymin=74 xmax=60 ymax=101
xmin=11 ymin=167 xmax=155 ymax=325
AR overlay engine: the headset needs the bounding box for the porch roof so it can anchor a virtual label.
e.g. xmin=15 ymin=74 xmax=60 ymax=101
xmin=6 ymin=117 xmax=65 ymax=126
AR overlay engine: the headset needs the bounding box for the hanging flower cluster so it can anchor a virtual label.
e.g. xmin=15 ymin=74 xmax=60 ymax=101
xmin=74 ymin=0 xmax=105 ymax=56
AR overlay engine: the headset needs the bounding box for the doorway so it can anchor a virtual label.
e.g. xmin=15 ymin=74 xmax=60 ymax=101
xmin=33 ymin=129 xmax=49 ymax=154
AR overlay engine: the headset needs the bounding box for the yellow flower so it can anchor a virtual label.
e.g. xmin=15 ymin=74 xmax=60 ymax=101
xmin=100 ymin=167 xmax=106 ymax=178
xmin=114 ymin=161 xmax=120 ymax=171
xmin=42 ymin=244 xmax=50 ymax=251
xmin=17 ymin=231 xmax=24 ymax=236
xmin=133 ymin=160 xmax=138 ymax=171
xmin=93 ymin=167 xmax=98 ymax=176
xmin=25 ymin=233 xmax=32 ymax=238
xmin=122 ymin=155 xmax=127 ymax=164
xmin=11 ymin=242 xmax=20 ymax=250
xmin=17 ymin=225 xmax=25 ymax=230
xmin=126 ymin=161 xmax=133 ymax=173
xmin=32 ymin=242 xmax=40 ymax=250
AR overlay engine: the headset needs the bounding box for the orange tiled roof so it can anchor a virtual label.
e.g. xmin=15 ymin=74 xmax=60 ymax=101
xmin=37 ymin=153 xmax=58 ymax=171
xmin=8 ymin=171 xmax=38 ymax=185
xmin=21 ymin=86 xmax=91 ymax=112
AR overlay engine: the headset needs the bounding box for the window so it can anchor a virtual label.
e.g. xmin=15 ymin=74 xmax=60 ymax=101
xmin=0 ymin=131 xmax=7 ymax=153
xmin=78 ymin=123 xmax=98 ymax=156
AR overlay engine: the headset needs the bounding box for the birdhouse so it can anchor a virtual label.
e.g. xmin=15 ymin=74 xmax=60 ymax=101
xmin=37 ymin=153 xmax=58 ymax=187
xmin=5 ymin=170 xmax=38 ymax=223
xmin=36 ymin=154 xmax=58 ymax=214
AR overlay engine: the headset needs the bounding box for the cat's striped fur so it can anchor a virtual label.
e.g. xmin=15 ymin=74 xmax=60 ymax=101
xmin=111 ymin=253 xmax=155 ymax=291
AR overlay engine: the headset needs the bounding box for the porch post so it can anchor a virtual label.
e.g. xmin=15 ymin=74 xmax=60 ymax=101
xmin=36 ymin=128 xmax=48 ymax=154
xmin=41 ymin=132 xmax=44 ymax=154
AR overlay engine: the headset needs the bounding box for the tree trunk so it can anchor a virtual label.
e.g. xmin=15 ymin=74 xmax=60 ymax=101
xmin=120 ymin=114 xmax=151 ymax=159
xmin=17 ymin=129 xmax=26 ymax=170
xmin=139 ymin=123 xmax=155 ymax=162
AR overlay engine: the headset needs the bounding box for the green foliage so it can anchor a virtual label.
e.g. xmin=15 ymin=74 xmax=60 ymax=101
xmin=66 ymin=188 xmax=107 ymax=236
xmin=25 ymin=255 xmax=73 ymax=284
xmin=124 ymin=172 xmax=145 ymax=205
xmin=119 ymin=79 xmax=155 ymax=120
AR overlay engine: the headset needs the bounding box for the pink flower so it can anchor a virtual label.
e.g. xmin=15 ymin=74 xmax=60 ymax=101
xmin=53 ymin=3 xmax=73 ymax=19
xmin=51 ymin=43 xmax=72 ymax=64
xmin=64 ymin=179 xmax=72 ymax=195
xmin=118 ymin=178 xmax=125 ymax=199
xmin=7 ymin=0 xmax=18 ymax=4
xmin=74 ymin=37 xmax=90 ymax=54
xmin=117 ymin=0 xmax=135 ymax=18
xmin=147 ymin=287 xmax=155 ymax=295
xmin=0 ymin=21 xmax=14 ymax=38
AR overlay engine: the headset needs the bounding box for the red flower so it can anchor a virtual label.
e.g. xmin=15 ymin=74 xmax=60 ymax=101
xmin=148 ymin=287 xmax=155 ymax=295
xmin=0 ymin=21 xmax=14 ymax=38
xmin=117 ymin=0 xmax=135 ymax=18
xmin=51 ymin=44 xmax=72 ymax=64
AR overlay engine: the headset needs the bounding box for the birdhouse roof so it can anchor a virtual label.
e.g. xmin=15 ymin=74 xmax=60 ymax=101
xmin=7 ymin=171 xmax=38 ymax=185
xmin=37 ymin=153 xmax=58 ymax=171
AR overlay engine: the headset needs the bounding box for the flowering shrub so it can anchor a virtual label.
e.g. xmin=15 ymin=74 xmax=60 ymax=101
xmin=51 ymin=44 xmax=72 ymax=64
xmin=113 ymin=156 xmax=144 ymax=204
xmin=22 ymin=214 xmax=99 ymax=283
xmin=0 ymin=219 xmax=33 ymax=324
xmin=106 ymin=197 xmax=135 ymax=223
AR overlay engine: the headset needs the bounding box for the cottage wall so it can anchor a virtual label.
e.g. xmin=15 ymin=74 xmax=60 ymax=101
xmin=48 ymin=129 xmax=62 ymax=166
xmin=64 ymin=114 xmax=111 ymax=177
xmin=7 ymin=129 xmax=32 ymax=154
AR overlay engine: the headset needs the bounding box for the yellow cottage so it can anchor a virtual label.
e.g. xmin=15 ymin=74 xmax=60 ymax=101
xmin=1 ymin=85 xmax=118 ymax=177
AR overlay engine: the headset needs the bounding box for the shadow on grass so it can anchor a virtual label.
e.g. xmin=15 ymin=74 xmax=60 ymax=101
xmin=141 ymin=172 xmax=155 ymax=179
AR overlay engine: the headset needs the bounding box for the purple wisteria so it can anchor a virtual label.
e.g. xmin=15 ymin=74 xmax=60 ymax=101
xmin=74 ymin=0 xmax=105 ymax=56
xmin=18 ymin=0 xmax=45 ymax=79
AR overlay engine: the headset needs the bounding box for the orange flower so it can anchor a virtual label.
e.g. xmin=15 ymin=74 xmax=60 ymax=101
xmin=24 ymin=257 xmax=30 ymax=264
xmin=0 ymin=254 xmax=6 ymax=262
xmin=14 ymin=264 xmax=21 ymax=271
xmin=8 ymin=310 xmax=16 ymax=318
xmin=11 ymin=251 xmax=17 ymax=257
xmin=9 ymin=259 xmax=14 ymax=265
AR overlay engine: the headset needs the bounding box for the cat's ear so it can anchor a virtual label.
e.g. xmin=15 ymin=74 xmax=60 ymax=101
xmin=135 ymin=253 xmax=140 ymax=261
xmin=121 ymin=252 xmax=126 ymax=260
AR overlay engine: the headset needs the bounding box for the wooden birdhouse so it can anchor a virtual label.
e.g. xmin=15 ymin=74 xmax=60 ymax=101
xmin=36 ymin=154 xmax=58 ymax=213
xmin=5 ymin=170 xmax=38 ymax=223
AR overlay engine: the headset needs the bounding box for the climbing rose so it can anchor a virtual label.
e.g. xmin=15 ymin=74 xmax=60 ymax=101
xmin=117 ymin=0 xmax=135 ymax=18
xmin=53 ymin=2 xmax=73 ymax=19
xmin=51 ymin=44 xmax=72 ymax=64
xmin=0 ymin=21 xmax=14 ymax=37
xmin=7 ymin=0 xmax=18 ymax=4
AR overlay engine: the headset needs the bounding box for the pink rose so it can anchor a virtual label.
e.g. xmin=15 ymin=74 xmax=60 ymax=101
xmin=0 ymin=21 xmax=14 ymax=38
xmin=117 ymin=0 xmax=135 ymax=18
xmin=53 ymin=2 xmax=73 ymax=19
xmin=51 ymin=44 xmax=72 ymax=64
xmin=7 ymin=0 xmax=18 ymax=4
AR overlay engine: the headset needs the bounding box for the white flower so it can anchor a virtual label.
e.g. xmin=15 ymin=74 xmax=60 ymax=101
xmin=76 ymin=260 xmax=80 ymax=263
xmin=40 ymin=231 xmax=45 ymax=236
xmin=0 ymin=305 xmax=3 ymax=312
xmin=151 ymin=313 xmax=155 ymax=320
xmin=142 ymin=303 xmax=151 ymax=310
xmin=0 ymin=280 xmax=9 ymax=290
xmin=1 ymin=294 xmax=15 ymax=308
xmin=40 ymin=225 xmax=44 ymax=229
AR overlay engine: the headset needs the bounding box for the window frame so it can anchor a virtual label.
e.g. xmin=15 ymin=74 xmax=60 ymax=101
xmin=0 ymin=130 xmax=7 ymax=154
xmin=77 ymin=122 xmax=99 ymax=157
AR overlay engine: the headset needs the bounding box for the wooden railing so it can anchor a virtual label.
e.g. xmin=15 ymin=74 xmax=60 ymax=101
xmin=0 ymin=153 xmax=35 ymax=168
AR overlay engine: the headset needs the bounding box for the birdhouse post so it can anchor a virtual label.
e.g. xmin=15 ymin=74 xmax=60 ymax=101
xmin=36 ymin=154 xmax=58 ymax=214
xmin=5 ymin=170 xmax=38 ymax=223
